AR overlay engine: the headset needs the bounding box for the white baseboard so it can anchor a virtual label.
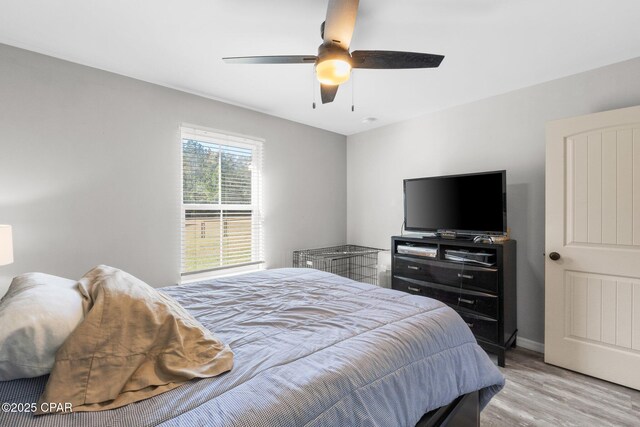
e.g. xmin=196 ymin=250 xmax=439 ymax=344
xmin=516 ymin=337 xmax=544 ymax=354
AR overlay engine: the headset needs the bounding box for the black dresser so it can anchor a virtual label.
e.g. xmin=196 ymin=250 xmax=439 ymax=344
xmin=391 ymin=235 xmax=517 ymax=366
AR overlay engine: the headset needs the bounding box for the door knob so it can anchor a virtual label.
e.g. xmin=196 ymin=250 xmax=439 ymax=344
xmin=549 ymin=252 xmax=561 ymax=261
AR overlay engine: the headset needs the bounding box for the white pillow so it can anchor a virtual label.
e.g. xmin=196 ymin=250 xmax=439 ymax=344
xmin=0 ymin=273 xmax=84 ymax=381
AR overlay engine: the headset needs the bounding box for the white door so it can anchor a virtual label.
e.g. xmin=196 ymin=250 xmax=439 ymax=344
xmin=545 ymin=105 xmax=640 ymax=390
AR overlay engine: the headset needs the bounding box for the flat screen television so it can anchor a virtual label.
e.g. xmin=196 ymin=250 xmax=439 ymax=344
xmin=403 ymin=170 xmax=506 ymax=235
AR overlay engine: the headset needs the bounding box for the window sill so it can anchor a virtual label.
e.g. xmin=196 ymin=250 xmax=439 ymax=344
xmin=180 ymin=263 xmax=265 ymax=284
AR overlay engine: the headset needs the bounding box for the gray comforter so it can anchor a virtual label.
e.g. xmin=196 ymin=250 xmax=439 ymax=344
xmin=0 ymin=268 xmax=504 ymax=427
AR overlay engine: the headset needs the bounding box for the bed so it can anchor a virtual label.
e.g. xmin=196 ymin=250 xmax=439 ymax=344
xmin=0 ymin=268 xmax=504 ymax=426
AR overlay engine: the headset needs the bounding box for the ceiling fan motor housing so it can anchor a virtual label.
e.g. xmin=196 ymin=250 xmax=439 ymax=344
xmin=316 ymin=43 xmax=352 ymax=66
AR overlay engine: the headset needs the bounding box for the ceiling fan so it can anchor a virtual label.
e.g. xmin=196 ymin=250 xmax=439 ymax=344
xmin=223 ymin=0 xmax=444 ymax=105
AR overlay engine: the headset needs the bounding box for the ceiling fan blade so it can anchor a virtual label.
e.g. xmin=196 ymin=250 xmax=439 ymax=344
xmin=351 ymin=50 xmax=444 ymax=69
xmin=320 ymin=84 xmax=339 ymax=104
xmin=323 ymin=0 xmax=359 ymax=50
xmin=223 ymin=55 xmax=317 ymax=64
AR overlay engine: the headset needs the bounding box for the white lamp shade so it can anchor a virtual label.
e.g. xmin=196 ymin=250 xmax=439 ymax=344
xmin=0 ymin=225 xmax=13 ymax=266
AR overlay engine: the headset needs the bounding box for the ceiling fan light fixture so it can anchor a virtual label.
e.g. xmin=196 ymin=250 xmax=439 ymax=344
xmin=315 ymin=58 xmax=352 ymax=85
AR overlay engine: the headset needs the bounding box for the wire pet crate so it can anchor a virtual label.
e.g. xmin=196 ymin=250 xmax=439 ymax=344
xmin=293 ymin=244 xmax=384 ymax=285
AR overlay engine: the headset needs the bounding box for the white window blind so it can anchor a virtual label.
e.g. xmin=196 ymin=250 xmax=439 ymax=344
xmin=181 ymin=126 xmax=264 ymax=275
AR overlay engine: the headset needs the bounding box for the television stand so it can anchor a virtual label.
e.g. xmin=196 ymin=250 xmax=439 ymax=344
xmin=391 ymin=235 xmax=517 ymax=367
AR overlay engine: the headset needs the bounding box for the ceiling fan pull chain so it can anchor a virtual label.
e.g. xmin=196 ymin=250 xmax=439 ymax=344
xmin=351 ymin=71 xmax=355 ymax=112
xmin=312 ymin=68 xmax=317 ymax=109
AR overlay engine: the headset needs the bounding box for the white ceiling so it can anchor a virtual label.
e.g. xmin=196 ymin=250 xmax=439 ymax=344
xmin=2 ymin=0 xmax=640 ymax=135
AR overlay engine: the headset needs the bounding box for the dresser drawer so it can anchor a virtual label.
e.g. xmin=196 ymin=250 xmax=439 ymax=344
xmin=394 ymin=256 xmax=498 ymax=293
xmin=393 ymin=277 xmax=498 ymax=319
xmin=393 ymin=255 xmax=437 ymax=279
xmin=457 ymin=311 xmax=498 ymax=344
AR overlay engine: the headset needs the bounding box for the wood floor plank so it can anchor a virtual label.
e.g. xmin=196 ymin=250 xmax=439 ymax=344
xmin=482 ymin=347 xmax=640 ymax=426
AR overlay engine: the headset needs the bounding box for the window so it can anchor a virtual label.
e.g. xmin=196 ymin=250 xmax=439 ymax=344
xmin=181 ymin=126 xmax=264 ymax=276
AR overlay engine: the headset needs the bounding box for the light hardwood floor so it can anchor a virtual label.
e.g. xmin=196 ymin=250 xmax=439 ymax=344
xmin=482 ymin=347 xmax=640 ymax=426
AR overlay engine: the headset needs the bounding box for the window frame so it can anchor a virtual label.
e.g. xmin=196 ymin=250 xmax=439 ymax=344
xmin=180 ymin=125 xmax=264 ymax=279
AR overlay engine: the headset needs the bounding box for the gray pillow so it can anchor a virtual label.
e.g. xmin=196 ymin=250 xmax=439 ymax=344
xmin=0 ymin=273 xmax=84 ymax=380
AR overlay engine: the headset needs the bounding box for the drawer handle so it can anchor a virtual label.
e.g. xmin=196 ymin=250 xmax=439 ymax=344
xmin=407 ymin=265 xmax=420 ymax=270
xmin=465 ymin=322 xmax=474 ymax=328
xmin=457 ymin=273 xmax=474 ymax=279
xmin=458 ymin=297 xmax=476 ymax=305
xmin=407 ymin=286 xmax=421 ymax=292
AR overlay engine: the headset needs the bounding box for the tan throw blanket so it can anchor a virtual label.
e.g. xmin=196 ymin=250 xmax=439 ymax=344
xmin=36 ymin=265 xmax=233 ymax=415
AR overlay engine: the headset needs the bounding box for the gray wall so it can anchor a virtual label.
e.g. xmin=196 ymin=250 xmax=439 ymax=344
xmin=0 ymin=44 xmax=347 ymax=296
xmin=347 ymin=57 xmax=640 ymax=346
